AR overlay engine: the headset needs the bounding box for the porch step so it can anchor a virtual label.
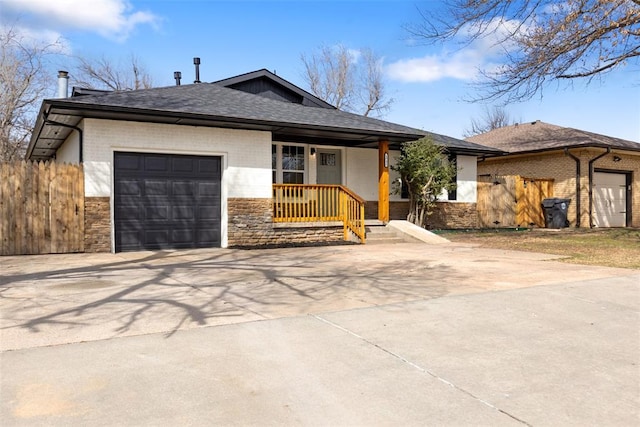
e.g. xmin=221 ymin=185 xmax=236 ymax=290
xmin=365 ymin=225 xmax=420 ymax=244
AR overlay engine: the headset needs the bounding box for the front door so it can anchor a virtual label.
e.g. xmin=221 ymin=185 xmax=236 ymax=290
xmin=316 ymin=149 xmax=342 ymax=185
xmin=316 ymin=149 xmax=342 ymax=218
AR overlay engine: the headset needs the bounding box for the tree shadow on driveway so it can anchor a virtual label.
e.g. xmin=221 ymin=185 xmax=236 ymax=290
xmin=0 ymin=245 xmax=461 ymax=350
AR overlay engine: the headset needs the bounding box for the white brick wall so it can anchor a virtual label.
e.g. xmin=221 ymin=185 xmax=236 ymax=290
xmin=453 ymin=155 xmax=477 ymax=203
xmin=344 ymin=149 xmax=477 ymax=203
xmin=343 ymin=147 xmax=404 ymax=201
xmin=55 ymin=126 xmax=81 ymax=163
xmin=82 ymin=119 xmax=272 ymax=198
xmin=344 ymin=147 xmax=377 ymax=200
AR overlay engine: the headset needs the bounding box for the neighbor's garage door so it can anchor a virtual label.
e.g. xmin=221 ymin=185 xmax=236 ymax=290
xmin=114 ymin=152 xmax=221 ymax=252
xmin=593 ymin=172 xmax=627 ymax=227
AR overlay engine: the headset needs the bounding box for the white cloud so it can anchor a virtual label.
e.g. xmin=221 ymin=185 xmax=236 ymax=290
xmin=387 ymin=51 xmax=480 ymax=83
xmin=459 ymin=18 xmax=526 ymax=53
xmin=0 ymin=24 xmax=71 ymax=54
xmin=387 ymin=18 xmax=525 ymax=83
xmin=1 ymin=0 xmax=159 ymax=41
xmin=542 ymin=1 xmax=570 ymax=14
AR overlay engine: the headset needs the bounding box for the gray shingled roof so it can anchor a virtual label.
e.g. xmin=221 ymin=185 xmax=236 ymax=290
xmin=28 ymin=80 xmax=501 ymax=160
xmin=466 ymin=120 xmax=640 ymax=153
xmin=51 ymin=83 xmax=427 ymax=137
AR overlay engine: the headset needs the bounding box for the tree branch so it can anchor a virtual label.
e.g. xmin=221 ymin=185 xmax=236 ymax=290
xmin=410 ymin=0 xmax=640 ymax=102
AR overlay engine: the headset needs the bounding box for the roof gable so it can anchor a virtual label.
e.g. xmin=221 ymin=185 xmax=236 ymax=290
xmin=71 ymin=87 xmax=112 ymax=97
xmin=466 ymin=120 xmax=640 ymax=153
xmin=213 ymin=69 xmax=335 ymax=109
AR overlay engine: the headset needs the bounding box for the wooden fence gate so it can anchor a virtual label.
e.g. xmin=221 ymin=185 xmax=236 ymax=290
xmin=0 ymin=161 xmax=84 ymax=255
xmin=477 ymin=175 xmax=554 ymax=228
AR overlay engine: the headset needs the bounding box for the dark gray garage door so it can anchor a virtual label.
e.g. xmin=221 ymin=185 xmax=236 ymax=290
xmin=114 ymin=152 xmax=221 ymax=252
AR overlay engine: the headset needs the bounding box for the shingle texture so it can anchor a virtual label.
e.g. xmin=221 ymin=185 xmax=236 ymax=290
xmin=52 ymin=82 xmax=499 ymax=153
xmin=466 ymin=120 xmax=640 ymax=153
xmin=59 ymin=83 xmax=424 ymax=136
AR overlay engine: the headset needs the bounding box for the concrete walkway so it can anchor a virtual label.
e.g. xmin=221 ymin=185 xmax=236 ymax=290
xmin=1 ymin=243 xmax=639 ymax=425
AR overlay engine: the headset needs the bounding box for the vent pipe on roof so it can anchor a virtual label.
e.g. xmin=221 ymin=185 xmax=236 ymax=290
xmin=193 ymin=57 xmax=201 ymax=83
xmin=57 ymin=70 xmax=69 ymax=98
xmin=174 ymin=71 xmax=182 ymax=86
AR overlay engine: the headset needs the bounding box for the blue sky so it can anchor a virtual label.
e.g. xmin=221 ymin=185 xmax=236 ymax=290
xmin=3 ymin=0 xmax=639 ymax=141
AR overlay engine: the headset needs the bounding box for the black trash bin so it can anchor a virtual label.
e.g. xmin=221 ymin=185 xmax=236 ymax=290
xmin=541 ymin=198 xmax=571 ymax=228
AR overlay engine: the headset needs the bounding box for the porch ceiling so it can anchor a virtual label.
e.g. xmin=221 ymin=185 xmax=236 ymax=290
xmin=30 ymin=109 xmax=81 ymax=160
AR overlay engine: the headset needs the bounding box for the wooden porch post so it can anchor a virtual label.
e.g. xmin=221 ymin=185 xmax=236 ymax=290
xmin=378 ymin=140 xmax=389 ymax=222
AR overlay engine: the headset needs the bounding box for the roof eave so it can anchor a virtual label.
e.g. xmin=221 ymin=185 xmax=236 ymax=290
xmin=32 ymin=99 xmax=426 ymax=157
xmin=449 ymin=147 xmax=506 ymax=156
xmin=481 ymin=143 xmax=640 ymax=158
xmin=26 ymin=101 xmax=51 ymax=160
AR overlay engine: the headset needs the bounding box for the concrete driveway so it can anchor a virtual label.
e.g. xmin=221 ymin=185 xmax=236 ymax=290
xmin=1 ymin=242 xmax=639 ymax=425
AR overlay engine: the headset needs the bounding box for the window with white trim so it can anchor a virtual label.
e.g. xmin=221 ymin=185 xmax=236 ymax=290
xmin=272 ymin=144 xmax=306 ymax=184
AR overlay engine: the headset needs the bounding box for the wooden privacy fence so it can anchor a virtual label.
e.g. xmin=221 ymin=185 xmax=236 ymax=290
xmin=0 ymin=161 xmax=84 ymax=255
xmin=477 ymin=175 xmax=554 ymax=228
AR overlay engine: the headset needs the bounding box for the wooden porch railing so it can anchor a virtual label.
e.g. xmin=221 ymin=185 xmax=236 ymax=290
xmin=273 ymin=184 xmax=366 ymax=243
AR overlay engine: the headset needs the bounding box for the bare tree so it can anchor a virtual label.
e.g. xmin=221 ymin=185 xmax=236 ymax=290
xmin=360 ymin=48 xmax=393 ymax=117
xmin=71 ymin=54 xmax=153 ymax=91
xmin=301 ymin=45 xmax=393 ymax=117
xmin=302 ymin=45 xmax=355 ymax=111
xmin=410 ymin=0 xmax=640 ymax=102
xmin=0 ymin=26 xmax=62 ymax=161
xmin=463 ymin=106 xmax=518 ymax=137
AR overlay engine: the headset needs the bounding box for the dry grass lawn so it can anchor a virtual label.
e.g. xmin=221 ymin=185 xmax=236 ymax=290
xmin=441 ymin=228 xmax=640 ymax=269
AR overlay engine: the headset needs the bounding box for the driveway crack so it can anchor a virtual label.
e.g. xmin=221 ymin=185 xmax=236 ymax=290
xmin=311 ymin=314 xmax=532 ymax=427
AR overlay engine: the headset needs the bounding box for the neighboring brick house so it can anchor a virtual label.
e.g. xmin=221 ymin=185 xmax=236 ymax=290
xmin=26 ymin=69 xmax=497 ymax=252
xmin=467 ymin=121 xmax=640 ymax=228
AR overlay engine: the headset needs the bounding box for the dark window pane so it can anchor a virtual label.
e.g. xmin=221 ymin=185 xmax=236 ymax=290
xmin=272 ymin=145 xmax=277 ymax=170
xmin=283 ymin=172 xmax=304 ymax=184
xmin=320 ymin=153 xmax=336 ymax=166
xmin=401 ymin=180 xmax=409 ymax=199
xmin=282 ymin=145 xmax=304 ymax=171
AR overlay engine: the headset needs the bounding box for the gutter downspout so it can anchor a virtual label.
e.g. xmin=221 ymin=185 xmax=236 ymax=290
xmin=44 ymin=115 xmax=84 ymax=163
xmin=588 ymin=147 xmax=610 ymax=228
xmin=564 ymin=148 xmax=581 ymax=227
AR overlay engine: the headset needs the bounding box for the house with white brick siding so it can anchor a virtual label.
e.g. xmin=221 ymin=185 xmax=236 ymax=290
xmin=467 ymin=121 xmax=640 ymax=228
xmin=26 ymin=69 xmax=498 ymax=252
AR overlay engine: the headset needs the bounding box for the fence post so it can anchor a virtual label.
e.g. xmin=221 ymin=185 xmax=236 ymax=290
xmin=360 ymin=203 xmax=366 ymax=243
xmin=341 ymin=191 xmax=348 ymax=241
